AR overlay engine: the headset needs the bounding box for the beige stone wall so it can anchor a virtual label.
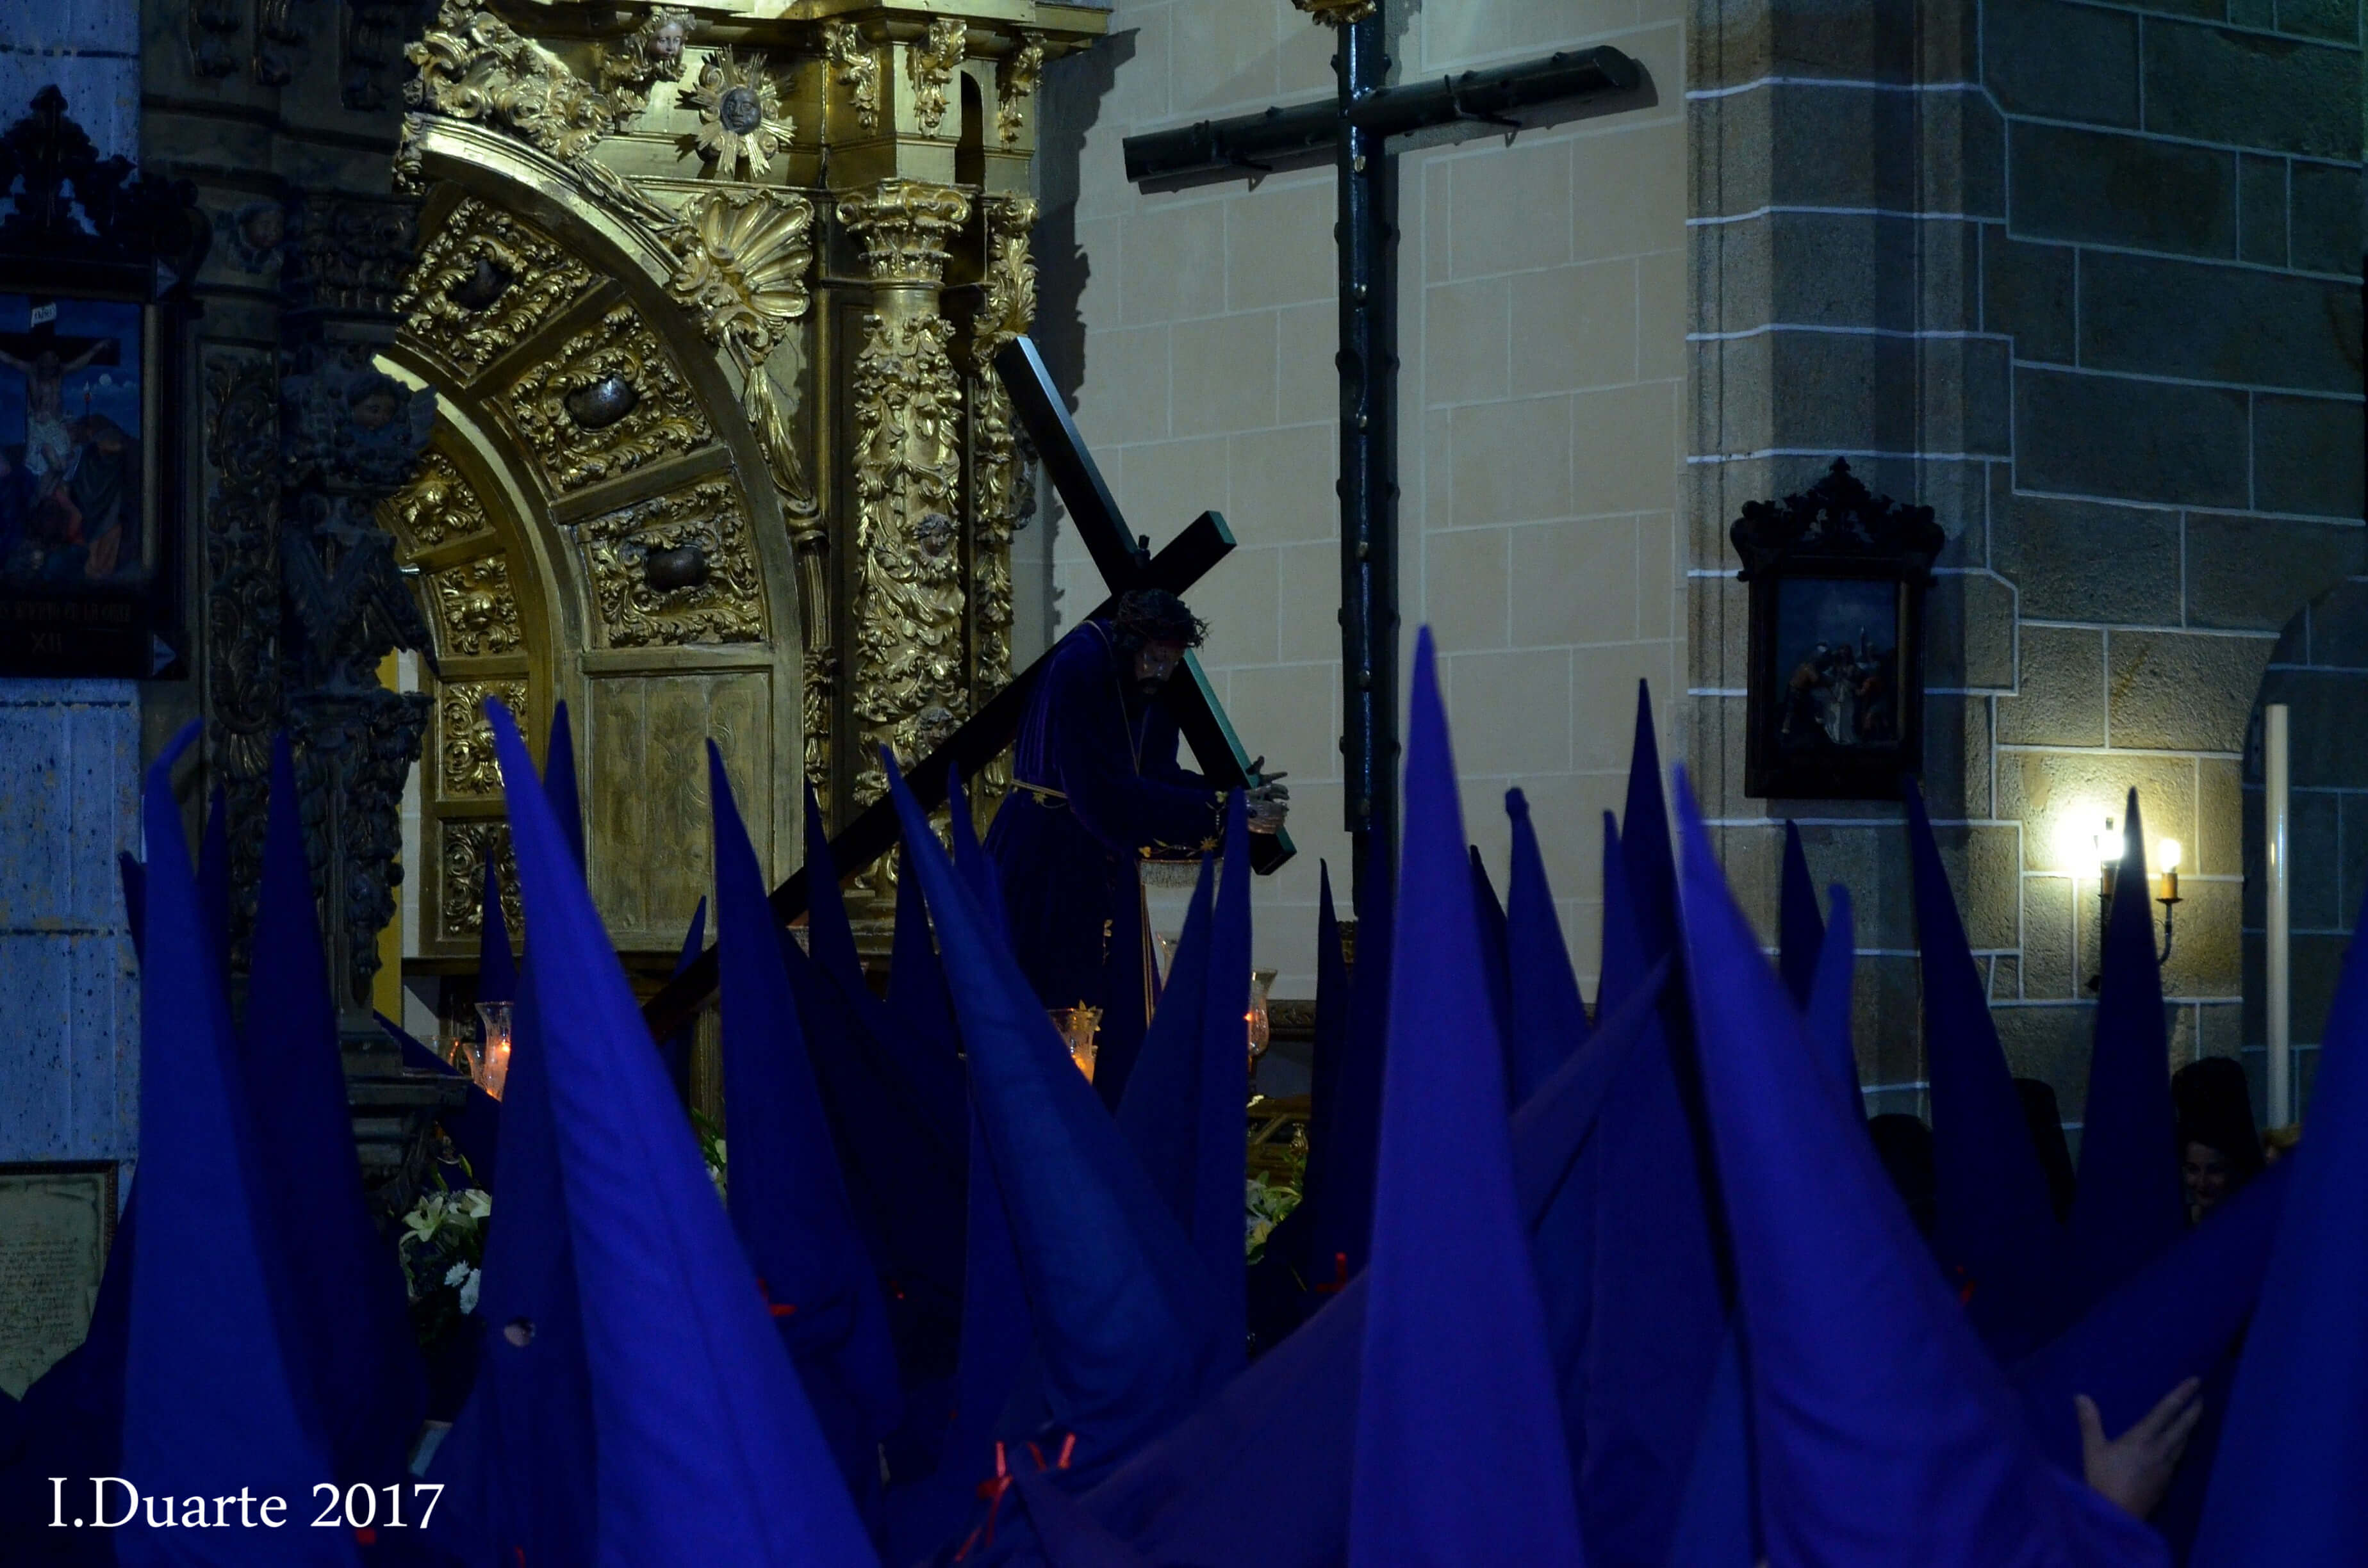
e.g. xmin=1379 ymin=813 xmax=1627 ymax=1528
xmin=1048 ymin=0 xmax=1688 ymax=994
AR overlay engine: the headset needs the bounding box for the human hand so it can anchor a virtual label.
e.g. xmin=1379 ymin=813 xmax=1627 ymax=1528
xmin=2079 ymin=1378 xmax=2203 ymax=1519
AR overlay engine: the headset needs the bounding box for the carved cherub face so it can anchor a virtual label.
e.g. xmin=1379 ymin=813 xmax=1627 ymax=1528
xmin=649 ymin=19 xmax=686 ymax=61
xmin=349 ymin=386 xmax=400 ymax=431
xmin=914 ymin=510 xmax=957 ymax=557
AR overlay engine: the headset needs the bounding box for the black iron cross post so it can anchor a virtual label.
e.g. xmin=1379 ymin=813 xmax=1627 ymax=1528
xmin=643 ymin=335 xmax=1289 ymax=1040
xmin=1123 ymin=6 xmax=1645 ymax=908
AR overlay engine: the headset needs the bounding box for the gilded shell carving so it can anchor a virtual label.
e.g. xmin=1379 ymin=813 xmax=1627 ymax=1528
xmin=662 ymin=188 xmax=814 ymax=364
xmin=506 ymin=302 xmax=710 ymax=491
xmin=396 ymin=198 xmax=595 ymax=383
xmin=573 ymin=477 xmax=763 ymax=647
xmin=441 ymin=679 xmax=529 ymax=796
xmin=378 ymin=448 xmax=491 ymax=555
xmin=440 ymin=818 xmax=522 ymax=938
xmin=426 ymin=553 xmax=522 ymax=657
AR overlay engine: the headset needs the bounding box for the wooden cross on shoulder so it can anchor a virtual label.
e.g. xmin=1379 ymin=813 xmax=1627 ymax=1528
xmin=642 ymin=335 xmax=1288 ymax=1039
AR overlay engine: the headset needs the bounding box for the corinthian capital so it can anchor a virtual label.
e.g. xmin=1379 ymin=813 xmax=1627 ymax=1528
xmin=834 ymin=177 xmax=973 ymax=286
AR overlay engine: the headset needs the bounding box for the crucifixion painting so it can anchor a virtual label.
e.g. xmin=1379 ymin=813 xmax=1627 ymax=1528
xmin=0 ymin=293 xmax=147 ymax=585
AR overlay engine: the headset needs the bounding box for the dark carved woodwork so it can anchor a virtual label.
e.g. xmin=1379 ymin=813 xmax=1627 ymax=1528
xmin=1731 ymin=459 xmax=1945 ymax=801
xmin=0 ymin=88 xmax=211 ymax=287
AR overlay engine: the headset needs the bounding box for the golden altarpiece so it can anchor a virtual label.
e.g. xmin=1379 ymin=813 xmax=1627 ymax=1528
xmin=377 ymin=0 xmax=1104 ymax=973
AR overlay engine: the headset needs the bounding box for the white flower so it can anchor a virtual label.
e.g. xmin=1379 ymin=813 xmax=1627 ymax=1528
xmin=457 ymin=1267 xmax=481 ymax=1316
xmin=457 ymin=1188 xmax=492 ymax=1221
xmin=443 ymin=1260 xmax=470 ymax=1287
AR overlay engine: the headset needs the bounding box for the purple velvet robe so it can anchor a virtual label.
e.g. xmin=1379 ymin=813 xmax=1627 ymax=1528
xmin=985 ymin=620 xmax=1221 ymax=1107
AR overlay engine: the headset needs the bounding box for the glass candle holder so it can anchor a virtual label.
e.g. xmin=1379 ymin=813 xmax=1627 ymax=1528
xmin=1246 ymin=968 xmax=1277 ymax=1081
xmin=472 ymin=1000 xmax=514 ymax=1100
xmin=1050 ymin=1003 xmax=1101 ymax=1082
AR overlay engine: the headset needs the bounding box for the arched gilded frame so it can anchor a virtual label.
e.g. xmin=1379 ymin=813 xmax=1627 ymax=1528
xmin=380 ymin=120 xmax=805 ymax=963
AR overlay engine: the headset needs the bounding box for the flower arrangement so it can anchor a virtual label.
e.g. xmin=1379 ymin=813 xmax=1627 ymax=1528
xmin=693 ymin=1108 xmax=727 ymax=1203
xmin=1246 ymin=1171 xmax=1303 ymax=1264
xmin=399 ymin=1180 xmax=490 ymax=1351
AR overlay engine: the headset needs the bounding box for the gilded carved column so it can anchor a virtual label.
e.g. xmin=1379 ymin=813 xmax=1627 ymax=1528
xmin=835 ymin=177 xmax=973 ymax=814
xmin=967 ymin=193 xmax=1040 ymax=816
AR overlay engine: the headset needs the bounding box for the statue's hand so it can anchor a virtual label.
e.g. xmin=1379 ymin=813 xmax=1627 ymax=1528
xmin=1246 ymin=778 xmax=1290 ymax=834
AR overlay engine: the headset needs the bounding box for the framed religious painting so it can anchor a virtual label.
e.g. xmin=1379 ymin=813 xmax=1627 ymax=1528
xmin=0 ymin=1159 xmax=117 ymax=1398
xmin=0 ymin=88 xmax=207 ymax=677
xmin=1732 ymin=459 xmax=1944 ymax=801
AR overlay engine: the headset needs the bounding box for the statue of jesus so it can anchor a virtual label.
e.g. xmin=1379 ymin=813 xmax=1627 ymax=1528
xmin=985 ymin=588 xmax=1288 ymax=1107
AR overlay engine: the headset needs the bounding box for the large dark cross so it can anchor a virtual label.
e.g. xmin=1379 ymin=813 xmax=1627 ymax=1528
xmin=1123 ymin=15 xmax=1647 ymax=907
xmin=643 ymin=335 xmax=1288 ymax=1040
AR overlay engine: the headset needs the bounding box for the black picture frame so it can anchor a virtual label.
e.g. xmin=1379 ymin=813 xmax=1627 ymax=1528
xmin=0 ymin=89 xmax=208 ymax=678
xmin=1732 ymin=459 xmax=1944 ymax=801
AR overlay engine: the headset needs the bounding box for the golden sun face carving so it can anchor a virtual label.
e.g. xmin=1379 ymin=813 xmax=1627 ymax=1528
xmin=680 ymin=51 xmax=794 ymax=179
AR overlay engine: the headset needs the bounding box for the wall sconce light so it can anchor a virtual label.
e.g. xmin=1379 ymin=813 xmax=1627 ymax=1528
xmin=2073 ymin=813 xmax=2182 ymax=988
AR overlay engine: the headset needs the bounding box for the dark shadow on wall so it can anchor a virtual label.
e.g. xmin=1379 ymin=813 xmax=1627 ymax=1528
xmin=1033 ymin=29 xmax=1138 ymax=416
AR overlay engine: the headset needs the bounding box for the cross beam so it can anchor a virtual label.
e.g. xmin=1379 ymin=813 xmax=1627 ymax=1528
xmin=1121 ymin=25 xmax=1646 ymax=909
xmin=641 ymin=335 xmax=1288 ymax=1041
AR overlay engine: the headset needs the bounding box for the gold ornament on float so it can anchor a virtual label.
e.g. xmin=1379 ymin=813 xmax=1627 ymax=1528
xmin=678 ymin=50 xmax=795 ymax=179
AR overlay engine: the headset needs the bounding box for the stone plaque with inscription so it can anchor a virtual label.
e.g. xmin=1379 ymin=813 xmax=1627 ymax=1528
xmin=0 ymin=1161 xmax=117 ymax=1398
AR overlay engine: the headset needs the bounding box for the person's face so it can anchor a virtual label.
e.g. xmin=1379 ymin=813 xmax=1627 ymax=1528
xmin=351 ymin=390 xmax=398 ymax=430
xmin=1133 ymin=639 xmax=1187 ymax=694
xmin=2182 ymin=1141 xmax=2231 ymax=1216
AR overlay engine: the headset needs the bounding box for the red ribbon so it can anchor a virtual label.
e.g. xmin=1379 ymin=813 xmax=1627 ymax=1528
xmin=954 ymin=1432 xmax=1078 ymax=1560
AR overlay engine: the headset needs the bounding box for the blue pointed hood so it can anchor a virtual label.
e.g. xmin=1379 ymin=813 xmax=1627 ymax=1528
xmin=1297 ymin=862 xmax=1352 ymax=1274
xmin=2064 ymin=792 xmax=2185 ymax=1316
xmin=948 ymin=768 xmax=1007 ymax=919
xmin=544 ymin=698 xmax=586 ymax=872
xmin=1778 ymin=821 xmax=1823 ymax=1009
xmin=1117 ymin=854 xmax=1219 ymax=1230
xmin=1116 ymin=793 xmax=1251 ymax=1345
xmin=1348 ymin=628 xmax=1585 ymax=1566
xmin=242 ymin=734 xmax=423 ymax=1483
xmin=424 ymin=957 xmax=595 ymax=1568
xmin=119 ymin=849 xmax=145 ymax=961
xmin=1807 ymin=885 xmax=1861 ymax=1118
xmin=121 ymin=721 xmax=355 ymax=1565
xmin=656 ymin=895 xmax=707 ymax=1101
xmin=890 ymin=844 xmax=958 ymax=1058
xmin=1308 ymin=827 xmax=1393 ymax=1287
xmin=488 ymin=703 xmax=878 ymax=1565
xmin=1470 ymin=844 xmax=1515 ymax=1085
xmin=1074 ymin=964 xmax=1671 ymax=1568
xmin=1504 ymin=787 xmax=1589 ymax=1104
xmin=1619 ymin=682 xmax=1677 ymax=968
xmin=478 ymin=842 xmax=517 ymax=1004
xmin=1672 ymin=771 xmax=2166 ymax=1567
xmin=2192 ymin=880 xmax=2368 ymax=1563
xmin=804 ymin=779 xmax=871 ymax=1000
xmin=712 ymin=742 xmax=903 ymax=1509
xmin=1906 ymin=780 xmax=2064 ymax=1357
xmin=884 ymin=750 xmax=1229 ymax=1476
xmin=197 ymin=781 xmax=229 ymax=976
xmin=2016 ymin=1154 xmax=2290 ymax=1477
xmin=1579 ymin=687 xmax=1727 ymax=1568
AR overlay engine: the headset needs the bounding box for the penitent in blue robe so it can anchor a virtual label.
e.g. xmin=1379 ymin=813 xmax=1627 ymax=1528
xmin=985 ymin=619 xmax=1222 ymax=1107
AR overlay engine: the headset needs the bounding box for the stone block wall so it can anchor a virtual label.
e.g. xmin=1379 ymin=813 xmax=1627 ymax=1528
xmin=0 ymin=682 xmax=143 ymax=1170
xmin=1688 ymin=0 xmax=2365 ymax=1132
xmin=0 ymin=13 xmax=145 ymax=1176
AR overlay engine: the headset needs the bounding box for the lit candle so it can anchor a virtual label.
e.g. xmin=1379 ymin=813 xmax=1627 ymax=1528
xmin=2158 ymin=838 xmax=2181 ymax=902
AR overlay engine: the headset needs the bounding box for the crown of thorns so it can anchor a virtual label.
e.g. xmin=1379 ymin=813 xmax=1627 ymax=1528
xmin=1112 ymin=589 xmax=1207 ymax=648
